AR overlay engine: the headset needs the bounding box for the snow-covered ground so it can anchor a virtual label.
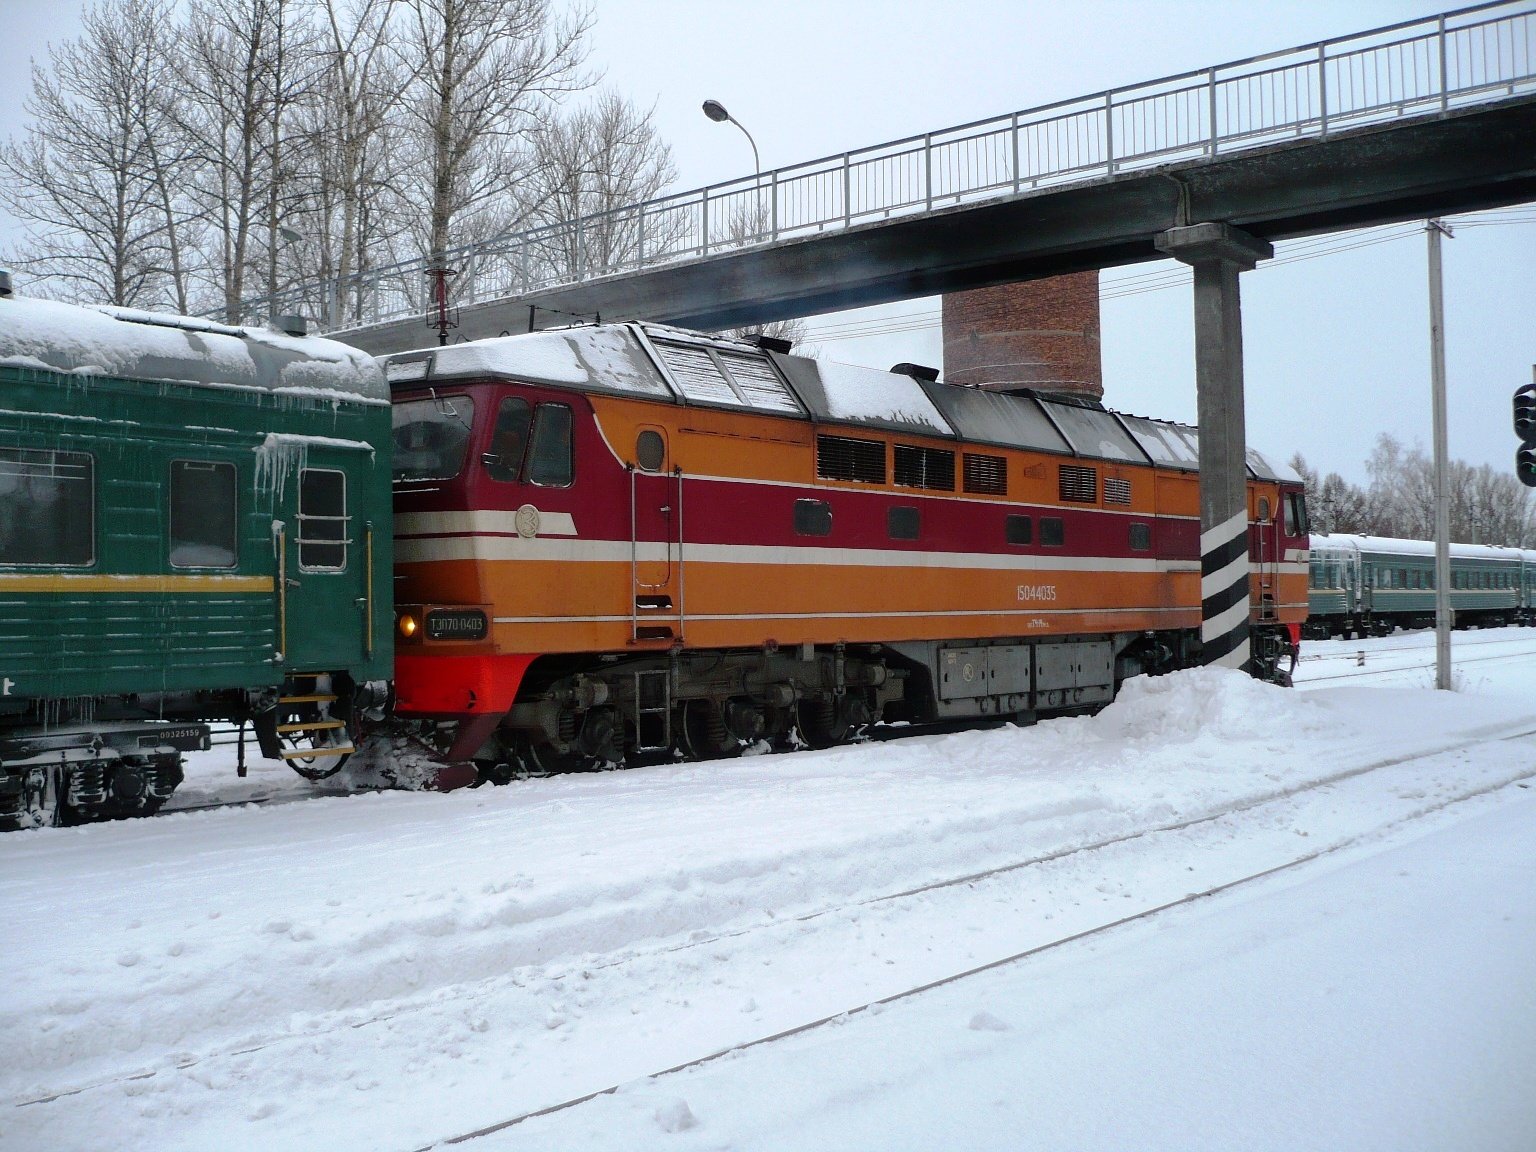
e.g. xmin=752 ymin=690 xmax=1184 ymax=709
xmin=4 ymin=628 xmax=1535 ymax=1151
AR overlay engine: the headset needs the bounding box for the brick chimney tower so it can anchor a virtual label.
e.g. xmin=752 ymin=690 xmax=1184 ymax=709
xmin=941 ymin=271 xmax=1102 ymax=401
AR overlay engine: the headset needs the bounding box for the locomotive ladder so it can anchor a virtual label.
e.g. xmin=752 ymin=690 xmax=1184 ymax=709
xmin=629 ymin=464 xmax=686 ymax=644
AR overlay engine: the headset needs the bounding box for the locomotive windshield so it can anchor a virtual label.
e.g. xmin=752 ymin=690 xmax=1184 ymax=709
xmin=391 ymin=395 xmax=475 ymax=482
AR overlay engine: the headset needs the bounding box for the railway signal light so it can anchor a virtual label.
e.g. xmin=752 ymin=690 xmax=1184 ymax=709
xmin=1517 ymin=377 xmax=1536 ymax=488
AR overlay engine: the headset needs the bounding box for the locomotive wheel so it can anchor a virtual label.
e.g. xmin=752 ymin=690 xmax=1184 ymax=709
xmin=676 ymin=699 xmax=741 ymax=761
xmin=278 ymin=700 xmax=354 ymax=781
xmin=520 ymin=738 xmax=609 ymax=775
xmin=795 ymin=696 xmax=848 ymax=750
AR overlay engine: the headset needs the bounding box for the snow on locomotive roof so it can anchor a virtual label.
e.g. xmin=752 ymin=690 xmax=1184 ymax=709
xmin=418 ymin=325 xmax=675 ymax=399
xmin=1119 ymin=415 xmax=1200 ymax=468
xmin=390 ymin=322 xmax=1300 ymax=472
xmin=773 ymin=356 xmax=948 ymax=435
xmin=917 ymin=383 xmax=1071 ymax=454
xmin=0 ymin=296 xmax=387 ymax=402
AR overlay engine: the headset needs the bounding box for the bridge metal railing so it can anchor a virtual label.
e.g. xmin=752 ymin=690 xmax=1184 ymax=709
xmin=227 ymin=0 xmax=1536 ymax=333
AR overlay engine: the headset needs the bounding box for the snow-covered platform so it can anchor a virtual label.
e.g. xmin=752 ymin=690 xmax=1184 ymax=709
xmin=4 ymin=629 xmax=1535 ymax=1151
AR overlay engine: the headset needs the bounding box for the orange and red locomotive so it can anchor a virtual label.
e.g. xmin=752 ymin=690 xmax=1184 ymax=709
xmin=385 ymin=323 xmax=1307 ymax=776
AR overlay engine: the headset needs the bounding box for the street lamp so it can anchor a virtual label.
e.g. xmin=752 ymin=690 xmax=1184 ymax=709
xmin=702 ymin=99 xmax=760 ymax=175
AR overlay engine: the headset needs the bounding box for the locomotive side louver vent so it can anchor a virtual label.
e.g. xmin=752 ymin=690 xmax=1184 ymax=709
xmin=1104 ymin=476 xmax=1131 ymax=505
xmin=894 ymin=445 xmax=955 ymax=491
xmin=1059 ymin=464 xmax=1097 ymax=503
xmin=963 ymin=453 xmax=1007 ymax=495
xmin=817 ymin=435 xmax=886 ymax=483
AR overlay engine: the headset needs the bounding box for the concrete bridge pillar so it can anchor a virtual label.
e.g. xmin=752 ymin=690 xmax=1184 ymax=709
xmin=1154 ymin=222 xmax=1274 ymax=673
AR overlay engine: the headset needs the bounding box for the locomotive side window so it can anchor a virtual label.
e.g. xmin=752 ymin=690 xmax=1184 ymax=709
xmin=298 ymin=468 xmax=347 ymax=571
xmin=484 ymin=397 xmax=532 ymax=482
xmin=888 ymin=505 xmax=920 ymax=540
xmin=794 ymin=499 xmax=832 ymax=537
xmin=636 ymin=430 xmax=666 ymax=473
xmin=169 ymin=460 xmax=237 ymax=569
xmin=0 ymin=447 xmax=94 ymax=567
xmin=392 ymin=395 xmax=475 ymax=481
xmin=1041 ymin=516 xmax=1065 ymax=547
xmin=1129 ymin=523 xmax=1151 ymax=551
xmin=527 ymin=404 xmax=574 ymax=487
xmin=1005 ymin=515 xmax=1032 ymax=546
xmin=1284 ymin=492 xmax=1308 ymax=536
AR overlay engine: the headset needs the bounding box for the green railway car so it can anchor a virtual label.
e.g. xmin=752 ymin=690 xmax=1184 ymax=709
xmin=1305 ymin=533 xmax=1529 ymax=638
xmin=0 ymin=294 xmax=393 ymax=828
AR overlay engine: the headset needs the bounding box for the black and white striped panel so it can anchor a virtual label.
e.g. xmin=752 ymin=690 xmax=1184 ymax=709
xmin=1200 ymin=509 xmax=1251 ymax=671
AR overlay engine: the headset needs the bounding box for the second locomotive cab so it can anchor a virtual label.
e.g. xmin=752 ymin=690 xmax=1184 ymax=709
xmin=385 ymin=322 xmax=1309 ymax=777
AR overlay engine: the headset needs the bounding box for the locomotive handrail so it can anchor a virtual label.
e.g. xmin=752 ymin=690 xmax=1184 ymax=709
xmin=222 ymin=1 xmax=1536 ymax=333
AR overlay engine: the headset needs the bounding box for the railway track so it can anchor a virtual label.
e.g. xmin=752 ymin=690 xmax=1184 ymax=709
xmin=417 ymin=732 xmax=1536 ymax=1148
xmin=1299 ymin=638 xmax=1536 ymax=685
xmin=17 ymin=722 xmax=1535 ymax=1133
xmin=1299 ymin=630 xmax=1536 ymax=663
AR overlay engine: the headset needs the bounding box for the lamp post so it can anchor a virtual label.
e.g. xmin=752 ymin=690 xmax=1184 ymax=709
xmin=703 ymin=99 xmax=765 ymax=249
xmin=702 ymin=99 xmax=760 ymax=175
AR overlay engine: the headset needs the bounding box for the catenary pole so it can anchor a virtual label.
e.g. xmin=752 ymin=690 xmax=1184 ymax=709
xmin=1427 ymin=218 xmax=1454 ymax=691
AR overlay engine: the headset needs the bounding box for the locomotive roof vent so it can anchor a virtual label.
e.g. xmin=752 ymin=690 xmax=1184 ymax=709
xmin=890 ymin=362 xmax=940 ymax=382
xmin=0 ymin=269 xmax=12 ymax=298
xmin=269 ymin=313 xmax=308 ymax=337
xmin=748 ymin=333 xmax=793 ymax=355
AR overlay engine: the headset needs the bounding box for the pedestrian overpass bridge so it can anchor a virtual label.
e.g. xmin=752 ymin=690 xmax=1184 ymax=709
xmin=234 ymin=1 xmax=1536 ymax=356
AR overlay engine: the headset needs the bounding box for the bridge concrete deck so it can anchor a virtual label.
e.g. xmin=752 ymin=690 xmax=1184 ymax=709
xmin=338 ymin=96 xmax=1536 ymax=357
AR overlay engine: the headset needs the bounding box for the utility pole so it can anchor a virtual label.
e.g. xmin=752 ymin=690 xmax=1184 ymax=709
xmin=1427 ymin=218 xmax=1454 ymax=691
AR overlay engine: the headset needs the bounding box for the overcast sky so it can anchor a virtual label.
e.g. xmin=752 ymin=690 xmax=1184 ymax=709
xmin=2 ymin=0 xmax=1532 ymax=485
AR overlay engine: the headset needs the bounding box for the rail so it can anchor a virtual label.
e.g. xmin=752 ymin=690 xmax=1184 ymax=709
xmin=224 ymin=1 xmax=1536 ymax=333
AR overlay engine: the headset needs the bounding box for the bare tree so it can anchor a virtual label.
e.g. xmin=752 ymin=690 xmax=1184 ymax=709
xmin=0 ymin=0 xmax=191 ymax=307
xmin=524 ymin=89 xmax=676 ymax=283
xmin=285 ymin=0 xmax=409 ymax=325
xmin=180 ymin=0 xmax=319 ymax=320
xmin=401 ymin=0 xmax=591 ymax=269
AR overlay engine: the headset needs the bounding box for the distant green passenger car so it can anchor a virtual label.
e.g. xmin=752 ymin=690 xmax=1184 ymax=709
xmin=0 ymin=295 xmax=392 ymax=828
xmin=1305 ymin=533 xmax=1531 ymax=638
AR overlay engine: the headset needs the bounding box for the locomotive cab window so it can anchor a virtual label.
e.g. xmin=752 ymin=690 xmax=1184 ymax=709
xmin=483 ymin=397 xmax=532 ymax=482
xmin=298 ymin=468 xmax=347 ymax=571
xmin=1005 ymin=515 xmax=1032 ymax=546
xmin=1041 ymin=516 xmax=1065 ymax=547
xmin=392 ymin=394 xmax=475 ymax=482
xmin=527 ymin=403 xmax=574 ymax=487
xmin=0 ymin=447 xmax=94 ymax=567
xmin=1129 ymin=522 xmax=1151 ymax=552
xmin=170 ymin=460 xmax=237 ymax=568
xmin=1284 ymin=492 xmax=1308 ymax=536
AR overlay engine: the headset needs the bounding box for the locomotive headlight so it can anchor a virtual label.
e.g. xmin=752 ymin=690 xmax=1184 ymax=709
xmin=397 ymin=612 xmax=420 ymax=639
